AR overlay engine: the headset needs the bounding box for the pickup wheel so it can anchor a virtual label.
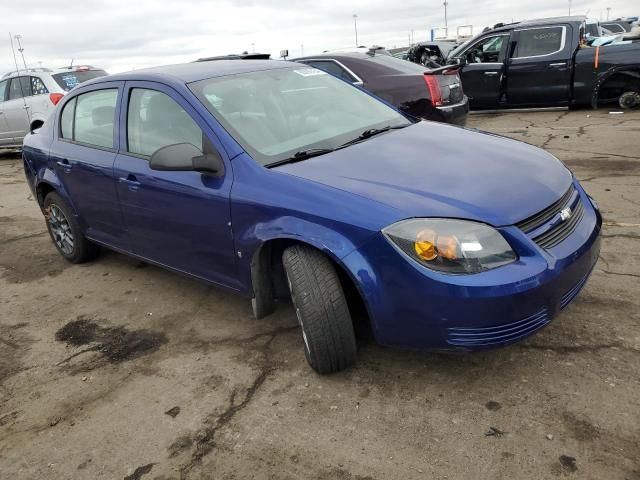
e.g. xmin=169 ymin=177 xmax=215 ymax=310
xmin=44 ymin=192 xmax=100 ymax=264
xmin=282 ymin=245 xmax=357 ymax=374
xmin=619 ymin=91 xmax=640 ymax=110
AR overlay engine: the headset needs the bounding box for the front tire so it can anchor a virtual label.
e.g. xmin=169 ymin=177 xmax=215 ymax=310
xmin=282 ymin=245 xmax=357 ymax=374
xmin=44 ymin=192 xmax=100 ymax=264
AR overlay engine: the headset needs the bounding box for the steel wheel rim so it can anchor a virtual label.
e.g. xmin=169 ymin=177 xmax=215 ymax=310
xmin=47 ymin=204 xmax=74 ymax=255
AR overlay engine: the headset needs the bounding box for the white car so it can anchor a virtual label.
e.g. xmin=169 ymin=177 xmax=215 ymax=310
xmin=0 ymin=65 xmax=107 ymax=149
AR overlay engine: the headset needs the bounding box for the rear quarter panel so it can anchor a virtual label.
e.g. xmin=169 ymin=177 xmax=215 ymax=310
xmin=573 ymin=43 xmax=640 ymax=106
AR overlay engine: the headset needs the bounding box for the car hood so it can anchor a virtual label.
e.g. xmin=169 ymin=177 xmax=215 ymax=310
xmin=275 ymin=122 xmax=572 ymax=227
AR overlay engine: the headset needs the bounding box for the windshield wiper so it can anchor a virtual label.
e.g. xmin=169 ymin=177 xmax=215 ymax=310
xmin=336 ymin=124 xmax=411 ymax=149
xmin=265 ymin=148 xmax=335 ymax=168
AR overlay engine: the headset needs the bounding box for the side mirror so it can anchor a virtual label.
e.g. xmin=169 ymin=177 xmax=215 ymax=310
xmin=149 ymin=143 xmax=225 ymax=176
xmin=449 ymin=57 xmax=466 ymax=66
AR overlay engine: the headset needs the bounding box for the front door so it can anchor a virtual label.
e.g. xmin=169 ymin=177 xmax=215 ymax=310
xmin=505 ymin=25 xmax=573 ymax=107
xmin=48 ymin=82 xmax=128 ymax=249
xmin=457 ymin=33 xmax=510 ymax=108
xmin=0 ymin=79 xmax=11 ymax=144
xmin=113 ymin=81 xmax=238 ymax=289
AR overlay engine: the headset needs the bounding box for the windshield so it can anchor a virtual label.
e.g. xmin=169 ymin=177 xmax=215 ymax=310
xmin=189 ymin=66 xmax=410 ymax=166
xmin=52 ymin=70 xmax=108 ymax=91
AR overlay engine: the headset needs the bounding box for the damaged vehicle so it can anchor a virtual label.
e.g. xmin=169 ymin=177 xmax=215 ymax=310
xmin=447 ymin=16 xmax=640 ymax=110
xmin=23 ymin=60 xmax=601 ymax=373
xmin=406 ymin=41 xmax=459 ymax=68
xmin=295 ymin=50 xmax=469 ymax=125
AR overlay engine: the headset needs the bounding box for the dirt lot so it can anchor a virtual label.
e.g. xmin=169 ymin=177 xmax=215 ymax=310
xmin=1 ymin=110 xmax=639 ymax=480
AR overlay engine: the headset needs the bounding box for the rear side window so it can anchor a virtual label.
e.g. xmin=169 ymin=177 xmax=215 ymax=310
xmin=8 ymin=76 xmax=31 ymax=100
xmin=0 ymin=80 xmax=7 ymax=101
xmin=52 ymin=70 xmax=108 ymax=92
xmin=127 ymin=88 xmax=203 ymax=157
xmin=31 ymin=77 xmax=49 ymax=95
xmin=60 ymin=89 xmax=117 ymax=149
xmin=514 ymin=27 xmax=565 ymax=58
xmin=304 ymin=61 xmax=357 ymax=82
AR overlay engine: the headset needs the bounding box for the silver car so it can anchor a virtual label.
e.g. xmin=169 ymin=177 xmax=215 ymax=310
xmin=0 ymin=65 xmax=107 ymax=148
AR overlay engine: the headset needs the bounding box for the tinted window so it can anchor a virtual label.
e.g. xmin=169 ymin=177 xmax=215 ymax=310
xmin=73 ymin=89 xmax=117 ymax=149
xmin=189 ymin=66 xmax=408 ymax=166
xmin=601 ymin=23 xmax=625 ymax=33
xmin=585 ymin=23 xmax=600 ymax=37
xmin=465 ymin=35 xmax=507 ymax=63
xmin=0 ymin=80 xmax=7 ymax=101
xmin=60 ymin=98 xmax=76 ymax=139
xmin=8 ymin=76 xmax=31 ymax=100
xmin=127 ymin=89 xmax=203 ymax=157
xmin=304 ymin=61 xmax=357 ymax=82
xmin=514 ymin=27 xmax=564 ymax=58
xmin=366 ymin=55 xmax=427 ymax=73
xmin=52 ymin=70 xmax=108 ymax=92
xmin=31 ymin=77 xmax=49 ymax=95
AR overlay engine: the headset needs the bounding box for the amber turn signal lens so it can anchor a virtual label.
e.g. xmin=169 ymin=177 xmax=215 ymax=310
xmin=414 ymin=229 xmax=438 ymax=261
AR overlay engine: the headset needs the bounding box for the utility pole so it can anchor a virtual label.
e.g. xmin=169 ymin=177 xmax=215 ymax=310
xmin=353 ymin=14 xmax=358 ymax=47
xmin=443 ymin=0 xmax=449 ymax=39
xmin=568 ymin=0 xmax=571 ymax=16
xmin=606 ymin=7 xmax=611 ymax=20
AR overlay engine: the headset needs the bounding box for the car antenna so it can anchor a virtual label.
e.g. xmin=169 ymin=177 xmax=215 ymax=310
xmin=69 ymin=58 xmax=74 ymax=69
xmin=8 ymin=32 xmax=32 ymax=126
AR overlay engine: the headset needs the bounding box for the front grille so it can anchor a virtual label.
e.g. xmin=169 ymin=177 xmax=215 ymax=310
xmin=447 ymin=308 xmax=549 ymax=347
xmin=516 ymin=186 xmax=575 ymax=233
xmin=533 ymin=200 xmax=584 ymax=249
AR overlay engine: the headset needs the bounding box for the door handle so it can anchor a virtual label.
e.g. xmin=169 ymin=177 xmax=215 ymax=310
xmin=484 ymin=71 xmax=499 ymax=76
xmin=549 ymin=62 xmax=567 ymax=67
xmin=56 ymin=159 xmax=72 ymax=170
xmin=23 ymin=105 xmax=31 ymax=110
xmin=119 ymin=175 xmax=141 ymax=188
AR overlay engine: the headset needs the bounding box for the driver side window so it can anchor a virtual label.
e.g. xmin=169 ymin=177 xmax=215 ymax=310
xmin=466 ymin=35 xmax=507 ymax=64
xmin=127 ymin=88 xmax=203 ymax=157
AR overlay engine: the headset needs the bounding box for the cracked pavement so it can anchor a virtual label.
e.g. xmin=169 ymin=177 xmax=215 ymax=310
xmin=1 ymin=109 xmax=639 ymax=479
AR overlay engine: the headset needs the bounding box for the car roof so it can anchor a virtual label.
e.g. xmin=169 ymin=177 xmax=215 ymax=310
xmin=491 ymin=15 xmax=586 ymax=33
xmin=81 ymin=60 xmax=293 ymax=87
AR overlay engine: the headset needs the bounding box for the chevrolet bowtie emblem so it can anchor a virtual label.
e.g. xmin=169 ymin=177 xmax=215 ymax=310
xmin=560 ymin=207 xmax=572 ymax=221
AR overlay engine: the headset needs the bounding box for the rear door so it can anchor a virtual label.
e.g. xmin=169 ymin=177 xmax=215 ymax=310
xmin=4 ymin=76 xmax=31 ymax=141
xmin=49 ymin=82 xmax=127 ymax=248
xmin=505 ymin=25 xmax=573 ymax=106
xmin=456 ymin=33 xmax=510 ymax=108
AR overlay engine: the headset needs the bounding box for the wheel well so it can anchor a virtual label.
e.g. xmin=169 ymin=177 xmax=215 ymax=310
xmin=36 ymin=182 xmax=55 ymax=207
xmin=30 ymin=119 xmax=45 ymax=131
xmin=597 ymin=70 xmax=640 ymax=103
xmin=253 ymin=239 xmax=373 ymax=339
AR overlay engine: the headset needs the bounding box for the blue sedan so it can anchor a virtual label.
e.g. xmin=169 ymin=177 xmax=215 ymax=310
xmin=22 ymin=60 xmax=601 ymax=373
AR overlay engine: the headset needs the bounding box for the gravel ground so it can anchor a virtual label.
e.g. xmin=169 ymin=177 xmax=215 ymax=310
xmin=0 ymin=109 xmax=639 ymax=480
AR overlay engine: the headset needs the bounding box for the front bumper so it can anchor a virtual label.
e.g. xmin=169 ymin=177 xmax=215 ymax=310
xmin=342 ymin=182 xmax=602 ymax=350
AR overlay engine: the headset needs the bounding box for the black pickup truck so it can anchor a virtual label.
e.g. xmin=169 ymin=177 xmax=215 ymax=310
xmin=447 ymin=16 xmax=640 ymax=109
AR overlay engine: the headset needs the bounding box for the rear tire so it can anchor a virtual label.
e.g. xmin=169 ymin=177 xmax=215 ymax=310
xmin=44 ymin=192 xmax=100 ymax=264
xmin=282 ymin=245 xmax=357 ymax=374
xmin=618 ymin=91 xmax=640 ymax=110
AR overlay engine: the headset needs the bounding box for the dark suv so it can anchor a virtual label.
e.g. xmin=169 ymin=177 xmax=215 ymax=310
xmin=294 ymin=52 xmax=469 ymax=125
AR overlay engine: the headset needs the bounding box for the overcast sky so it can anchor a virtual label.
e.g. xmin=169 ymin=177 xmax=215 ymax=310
xmin=1 ymin=0 xmax=636 ymax=75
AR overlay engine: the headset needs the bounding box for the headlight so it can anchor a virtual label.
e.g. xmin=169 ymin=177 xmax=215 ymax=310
xmin=382 ymin=219 xmax=517 ymax=274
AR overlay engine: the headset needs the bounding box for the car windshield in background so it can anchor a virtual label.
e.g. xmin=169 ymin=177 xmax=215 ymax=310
xmin=189 ymin=66 xmax=410 ymax=166
xmin=52 ymin=70 xmax=108 ymax=91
